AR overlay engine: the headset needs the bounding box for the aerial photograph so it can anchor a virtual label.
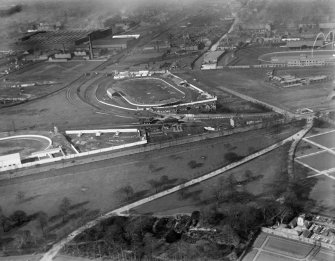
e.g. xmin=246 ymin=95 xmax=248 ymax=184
xmin=0 ymin=0 xmax=334 ymax=260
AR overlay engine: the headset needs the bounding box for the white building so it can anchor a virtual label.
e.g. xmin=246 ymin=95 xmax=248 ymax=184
xmin=0 ymin=153 xmax=21 ymax=171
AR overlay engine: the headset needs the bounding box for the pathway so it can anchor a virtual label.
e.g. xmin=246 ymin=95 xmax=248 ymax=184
xmin=39 ymin=127 xmax=308 ymax=261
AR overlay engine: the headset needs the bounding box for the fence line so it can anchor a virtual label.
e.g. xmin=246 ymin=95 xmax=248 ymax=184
xmin=0 ymin=118 xmax=295 ymax=180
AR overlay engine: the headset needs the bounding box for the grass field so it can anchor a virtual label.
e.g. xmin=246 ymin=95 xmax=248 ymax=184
xmin=131 ymin=144 xmax=291 ymax=216
xmin=243 ymin=233 xmax=318 ymax=261
xmin=293 ymin=127 xmax=335 ymax=216
xmin=264 ymin=236 xmax=312 ymax=259
xmin=307 ymin=131 xmax=335 ymax=148
xmin=115 ymin=78 xmax=184 ymax=105
xmin=314 ymin=249 xmax=335 ymax=261
xmin=308 ymin=174 xmax=335 ymax=216
xmin=0 ymin=127 xmax=298 ymax=217
xmin=298 ymin=151 xmax=335 ymax=171
xmin=184 ymin=67 xmax=334 ymax=113
xmin=256 ymin=252 xmax=296 ymax=261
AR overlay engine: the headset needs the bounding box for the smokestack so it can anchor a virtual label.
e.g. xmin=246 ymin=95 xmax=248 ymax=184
xmin=88 ymin=34 xmax=93 ymax=60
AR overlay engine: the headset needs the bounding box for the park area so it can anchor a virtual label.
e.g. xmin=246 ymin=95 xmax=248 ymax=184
xmin=114 ymin=78 xmax=184 ymax=105
xmin=130 ymin=143 xmax=292 ymax=216
xmin=0 ymin=123 xmax=301 ymax=254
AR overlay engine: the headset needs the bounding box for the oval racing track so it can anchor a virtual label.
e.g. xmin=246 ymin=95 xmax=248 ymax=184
xmin=0 ymin=135 xmax=52 ymax=157
xmin=65 ymin=74 xmax=137 ymax=119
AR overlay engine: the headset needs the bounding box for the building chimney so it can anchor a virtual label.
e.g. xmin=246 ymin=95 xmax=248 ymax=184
xmin=88 ymin=34 xmax=93 ymax=60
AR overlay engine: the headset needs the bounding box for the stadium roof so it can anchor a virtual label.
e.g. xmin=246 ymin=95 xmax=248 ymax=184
xmin=287 ymin=40 xmax=323 ymax=48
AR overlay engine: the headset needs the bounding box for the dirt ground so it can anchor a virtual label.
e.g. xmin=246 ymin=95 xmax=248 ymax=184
xmin=182 ymin=67 xmax=335 ymax=113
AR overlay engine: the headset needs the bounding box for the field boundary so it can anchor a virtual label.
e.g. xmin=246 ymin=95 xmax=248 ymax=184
xmin=0 ymin=118 xmax=293 ymax=180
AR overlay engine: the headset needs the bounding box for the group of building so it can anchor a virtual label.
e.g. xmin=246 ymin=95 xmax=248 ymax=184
xmin=268 ymin=214 xmax=335 ymax=249
xmin=267 ymin=71 xmax=332 ymax=88
xmin=16 ymin=27 xmax=141 ymax=60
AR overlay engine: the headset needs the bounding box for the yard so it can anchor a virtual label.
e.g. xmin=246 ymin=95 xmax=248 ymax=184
xmin=0 ymin=61 xmax=102 ymax=103
xmin=183 ymin=67 xmax=334 ymax=113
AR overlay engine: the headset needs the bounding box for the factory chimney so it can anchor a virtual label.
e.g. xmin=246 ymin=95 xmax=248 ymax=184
xmin=88 ymin=34 xmax=94 ymax=60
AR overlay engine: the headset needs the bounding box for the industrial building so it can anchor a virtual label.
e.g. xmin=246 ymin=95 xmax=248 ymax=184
xmin=17 ymin=28 xmax=113 ymax=53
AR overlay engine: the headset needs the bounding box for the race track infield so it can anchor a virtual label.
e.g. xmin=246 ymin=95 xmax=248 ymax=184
xmin=114 ymin=77 xmax=184 ymax=105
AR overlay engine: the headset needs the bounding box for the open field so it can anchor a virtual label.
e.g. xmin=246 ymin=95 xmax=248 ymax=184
xmin=295 ymin=128 xmax=335 ymax=174
xmin=242 ymin=233 xmax=322 ymax=261
xmin=114 ymin=78 xmax=183 ymax=105
xmin=307 ymin=130 xmax=335 ymax=148
xmin=183 ymin=67 xmax=335 ymax=113
xmin=264 ymin=236 xmax=312 ymax=258
xmin=308 ymin=174 xmax=335 ymax=216
xmin=298 ymin=151 xmax=335 ymax=172
xmin=0 ymin=136 xmax=50 ymax=158
xmin=0 ymin=125 xmax=300 ymax=219
xmin=294 ymin=127 xmax=335 ymax=216
xmin=131 ymin=144 xmax=291 ymax=216
xmin=314 ymin=249 xmax=335 ymax=261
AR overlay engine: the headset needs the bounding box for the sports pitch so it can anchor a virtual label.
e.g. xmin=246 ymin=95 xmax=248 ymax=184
xmin=295 ymin=130 xmax=335 ymax=179
xmin=242 ymin=233 xmax=321 ymax=261
xmin=114 ymin=78 xmax=185 ymax=105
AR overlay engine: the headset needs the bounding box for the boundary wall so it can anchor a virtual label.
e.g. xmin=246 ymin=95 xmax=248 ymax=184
xmin=0 ymin=118 xmax=295 ymax=180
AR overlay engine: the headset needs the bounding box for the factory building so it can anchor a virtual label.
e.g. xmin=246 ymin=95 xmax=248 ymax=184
xmin=17 ymin=28 xmax=113 ymax=53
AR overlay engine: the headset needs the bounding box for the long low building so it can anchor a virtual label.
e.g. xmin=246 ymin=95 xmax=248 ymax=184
xmin=286 ymin=40 xmax=324 ymax=49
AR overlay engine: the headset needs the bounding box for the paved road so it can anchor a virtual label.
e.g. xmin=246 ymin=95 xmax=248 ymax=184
xmin=39 ymin=125 xmax=308 ymax=261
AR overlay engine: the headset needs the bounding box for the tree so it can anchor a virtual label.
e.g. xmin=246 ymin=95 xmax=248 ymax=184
xmin=147 ymin=179 xmax=160 ymax=193
xmin=0 ymin=206 xmax=7 ymax=232
xmin=224 ymin=152 xmax=243 ymax=163
xmin=10 ymin=210 xmax=28 ymax=226
xmin=16 ymin=191 xmax=25 ymax=202
xmin=37 ymin=211 xmax=48 ymax=236
xmin=59 ymin=197 xmax=71 ymax=222
xmin=117 ymin=185 xmax=134 ymax=201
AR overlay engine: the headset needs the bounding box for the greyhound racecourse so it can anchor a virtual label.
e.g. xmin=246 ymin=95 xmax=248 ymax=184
xmin=258 ymin=49 xmax=335 ymax=64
